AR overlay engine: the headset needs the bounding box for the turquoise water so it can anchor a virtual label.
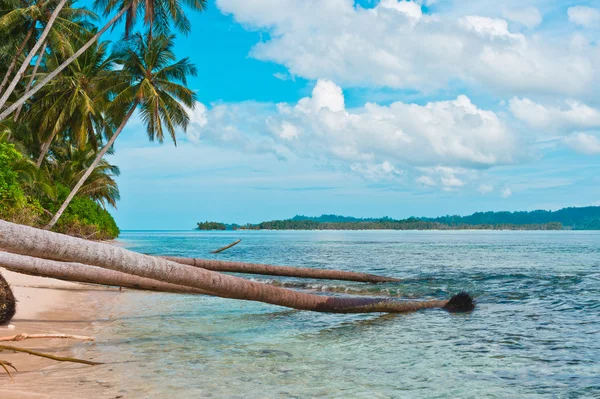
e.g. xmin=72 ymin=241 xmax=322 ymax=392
xmin=91 ymin=231 xmax=599 ymax=398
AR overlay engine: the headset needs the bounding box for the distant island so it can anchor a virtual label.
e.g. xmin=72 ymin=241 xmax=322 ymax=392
xmin=196 ymin=206 xmax=600 ymax=231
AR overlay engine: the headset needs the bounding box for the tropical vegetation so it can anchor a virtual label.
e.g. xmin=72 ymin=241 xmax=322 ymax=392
xmin=0 ymin=0 xmax=206 ymax=239
xmin=200 ymin=206 xmax=600 ymax=230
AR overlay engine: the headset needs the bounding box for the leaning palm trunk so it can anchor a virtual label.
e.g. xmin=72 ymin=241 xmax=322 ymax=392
xmin=14 ymin=40 xmax=48 ymax=122
xmin=0 ymin=221 xmax=474 ymax=313
xmin=0 ymin=0 xmax=68 ymax=111
xmin=0 ymin=22 xmax=36 ymax=97
xmin=0 ymin=251 xmax=216 ymax=296
xmin=35 ymin=128 xmax=57 ymax=167
xmin=46 ymin=101 xmax=138 ymax=228
xmin=161 ymin=256 xmax=401 ymax=283
xmin=0 ymin=6 xmax=129 ymax=121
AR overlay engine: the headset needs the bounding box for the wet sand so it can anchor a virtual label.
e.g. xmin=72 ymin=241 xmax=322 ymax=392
xmin=0 ymin=269 xmax=123 ymax=398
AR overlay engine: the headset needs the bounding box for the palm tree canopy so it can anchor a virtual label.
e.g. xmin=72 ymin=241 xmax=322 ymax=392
xmin=93 ymin=0 xmax=207 ymax=37
xmin=111 ymin=31 xmax=197 ymax=144
xmin=32 ymin=37 xmax=121 ymax=150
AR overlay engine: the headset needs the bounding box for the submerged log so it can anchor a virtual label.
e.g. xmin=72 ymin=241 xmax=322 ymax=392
xmin=0 ymin=251 xmax=217 ymax=296
xmin=0 ymin=221 xmax=474 ymax=314
xmin=0 ymin=271 xmax=16 ymax=325
xmin=161 ymin=256 xmax=401 ymax=283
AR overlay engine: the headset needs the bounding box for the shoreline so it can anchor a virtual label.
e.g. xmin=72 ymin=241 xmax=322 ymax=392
xmin=0 ymin=269 xmax=120 ymax=398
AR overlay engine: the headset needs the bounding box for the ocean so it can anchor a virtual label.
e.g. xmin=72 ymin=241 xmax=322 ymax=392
xmin=88 ymin=230 xmax=599 ymax=398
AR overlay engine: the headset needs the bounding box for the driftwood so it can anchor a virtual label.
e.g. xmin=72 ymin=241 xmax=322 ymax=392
xmin=0 ymin=344 xmax=101 ymax=365
xmin=0 ymin=251 xmax=219 ymax=297
xmin=0 ymin=359 xmax=17 ymax=381
xmin=161 ymin=256 xmax=401 ymax=283
xmin=211 ymin=239 xmax=241 ymax=253
xmin=0 ymin=221 xmax=475 ymax=314
xmin=0 ymin=333 xmax=94 ymax=342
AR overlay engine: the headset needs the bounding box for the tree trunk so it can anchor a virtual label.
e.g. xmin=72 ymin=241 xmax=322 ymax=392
xmin=0 ymin=6 xmax=129 ymax=121
xmin=161 ymin=256 xmax=401 ymax=283
xmin=46 ymin=102 xmax=138 ymax=229
xmin=13 ymin=40 xmax=47 ymax=121
xmin=0 ymin=22 xmax=36 ymax=97
xmin=0 ymin=0 xmax=67 ymax=111
xmin=0 ymin=251 xmax=216 ymax=296
xmin=35 ymin=128 xmax=56 ymax=168
xmin=0 ymin=221 xmax=474 ymax=313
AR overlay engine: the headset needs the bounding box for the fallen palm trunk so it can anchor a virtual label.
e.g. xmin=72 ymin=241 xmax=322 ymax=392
xmin=211 ymin=239 xmax=241 ymax=253
xmin=0 ymin=251 xmax=219 ymax=297
xmin=0 ymin=333 xmax=94 ymax=342
xmin=0 ymin=221 xmax=474 ymax=313
xmin=161 ymin=256 xmax=401 ymax=283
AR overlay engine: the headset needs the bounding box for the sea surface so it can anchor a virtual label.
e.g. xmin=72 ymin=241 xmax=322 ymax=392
xmin=89 ymin=230 xmax=599 ymax=398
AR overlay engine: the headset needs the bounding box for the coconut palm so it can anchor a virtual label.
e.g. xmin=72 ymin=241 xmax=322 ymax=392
xmin=13 ymin=3 xmax=98 ymax=120
xmin=0 ymin=0 xmax=70 ymax=110
xmin=0 ymin=0 xmax=207 ymax=121
xmin=31 ymin=38 xmax=119 ymax=167
xmin=45 ymin=143 xmax=120 ymax=208
xmin=45 ymin=31 xmax=196 ymax=229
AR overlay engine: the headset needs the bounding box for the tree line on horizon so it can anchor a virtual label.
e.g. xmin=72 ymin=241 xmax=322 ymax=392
xmin=1 ymin=0 xmax=207 ymax=239
xmin=195 ymin=206 xmax=600 ymax=231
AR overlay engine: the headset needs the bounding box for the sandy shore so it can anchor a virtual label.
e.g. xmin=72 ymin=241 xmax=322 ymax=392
xmin=0 ymin=269 xmax=123 ymax=398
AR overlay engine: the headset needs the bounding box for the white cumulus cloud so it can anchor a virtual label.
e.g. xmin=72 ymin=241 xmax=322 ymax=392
xmin=502 ymin=6 xmax=542 ymax=28
xmin=216 ymin=0 xmax=598 ymax=97
xmin=185 ymin=80 xmax=518 ymax=187
xmin=509 ymin=98 xmax=600 ymax=132
xmin=568 ymin=6 xmax=600 ymax=28
xmin=563 ymin=132 xmax=600 ymax=155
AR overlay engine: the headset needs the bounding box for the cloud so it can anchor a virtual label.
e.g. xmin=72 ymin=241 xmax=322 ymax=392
xmin=568 ymin=6 xmax=600 ymax=28
xmin=216 ymin=0 xmax=598 ymax=97
xmin=477 ymin=183 xmax=494 ymax=194
xmin=186 ymin=80 xmax=517 ymax=181
xmin=509 ymin=98 xmax=600 ymax=132
xmin=501 ymin=187 xmax=512 ymax=198
xmin=563 ymin=132 xmax=600 ymax=155
xmin=502 ymin=6 xmax=542 ymax=28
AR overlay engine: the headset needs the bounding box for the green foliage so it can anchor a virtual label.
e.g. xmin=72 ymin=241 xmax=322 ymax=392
xmin=0 ymin=141 xmax=119 ymax=239
xmin=196 ymin=221 xmax=226 ymax=231
xmin=44 ymin=184 xmax=120 ymax=239
xmin=0 ymin=142 xmax=43 ymax=225
xmin=222 ymin=211 xmax=585 ymax=231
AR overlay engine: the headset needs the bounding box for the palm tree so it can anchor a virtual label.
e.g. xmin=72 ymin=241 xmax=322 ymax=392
xmin=13 ymin=3 xmax=98 ymax=120
xmin=0 ymin=0 xmax=207 ymax=120
xmin=45 ymin=143 xmax=120 ymax=208
xmin=45 ymin=31 xmax=196 ymax=229
xmin=0 ymin=220 xmax=476 ymax=314
xmin=0 ymin=0 xmax=70 ymax=110
xmin=0 ymin=0 xmax=40 ymax=94
xmin=31 ymin=38 xmax=118 ymax=166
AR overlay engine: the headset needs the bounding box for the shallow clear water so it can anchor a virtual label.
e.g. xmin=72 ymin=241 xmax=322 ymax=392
xmin=91 ymin=231 xmax=600 ymax=398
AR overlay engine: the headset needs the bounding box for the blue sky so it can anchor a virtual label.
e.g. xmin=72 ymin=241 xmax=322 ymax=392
xmin=102 ymin=0 xmax=600 ymax=230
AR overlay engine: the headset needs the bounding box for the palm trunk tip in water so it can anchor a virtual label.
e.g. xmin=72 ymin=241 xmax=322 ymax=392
xmin=442 ymin=292 xmax=475 ymax=313
xmin=211 ymin=239 xmax=241 ymax=253
xmin=0 ymin=272 xmax=16 ymax=325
